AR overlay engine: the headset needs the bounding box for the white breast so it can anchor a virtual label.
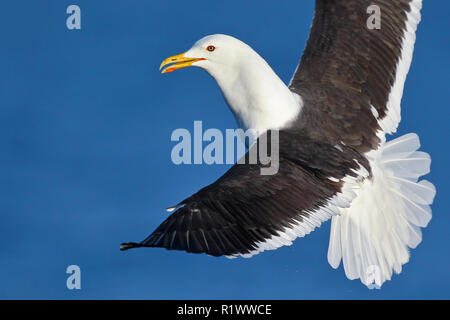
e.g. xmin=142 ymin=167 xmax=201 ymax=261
xmin=202 ymin=47 xmax=303 ymax=134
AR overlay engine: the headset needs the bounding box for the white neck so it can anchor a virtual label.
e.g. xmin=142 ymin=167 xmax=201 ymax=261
xmin=202 ymin=49 xmax=302 ymax=133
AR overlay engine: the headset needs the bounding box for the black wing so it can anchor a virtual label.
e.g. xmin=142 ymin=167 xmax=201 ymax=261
xmin=290 ymin=0 xmax=422 ymax=152
xmin=121 ymin=131 xmax=369 ymax=257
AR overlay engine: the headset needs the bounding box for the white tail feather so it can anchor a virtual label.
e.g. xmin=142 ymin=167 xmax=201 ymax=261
xmin=327 ymin=133 xmax=435 ymax=288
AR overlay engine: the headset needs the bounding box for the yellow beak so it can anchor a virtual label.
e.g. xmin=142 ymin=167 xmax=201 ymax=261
xmin=159 ymin=52 xmax=206 ymax=74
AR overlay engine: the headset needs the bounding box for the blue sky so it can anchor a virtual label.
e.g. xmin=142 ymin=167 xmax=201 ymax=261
xmin=0 ymin=0 xmax=449 ymax=299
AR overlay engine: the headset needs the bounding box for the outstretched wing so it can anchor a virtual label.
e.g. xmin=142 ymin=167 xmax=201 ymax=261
xmin=121 ymin=131 xmax=369 ymax=258
xmin=289 ymin=0 xmax=422 ymax=152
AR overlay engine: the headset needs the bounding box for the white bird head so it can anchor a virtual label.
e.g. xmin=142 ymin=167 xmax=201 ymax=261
xmin=159 ymin=34 xmax=251 ymax=75
xmin=159 ymin=34 xmax=302 ymax=132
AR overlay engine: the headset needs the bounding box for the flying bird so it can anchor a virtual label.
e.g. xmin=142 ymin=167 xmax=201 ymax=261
xmin=121 ymin=0 xmax=435 ymax=288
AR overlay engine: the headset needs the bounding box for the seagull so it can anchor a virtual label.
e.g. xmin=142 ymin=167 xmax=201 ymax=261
xmin=121 ymin=0 xmax=435 ymax=288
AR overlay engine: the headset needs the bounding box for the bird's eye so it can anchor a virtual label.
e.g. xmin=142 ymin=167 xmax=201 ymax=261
xmin=206 ymin=45 xmax=216 ymax=52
